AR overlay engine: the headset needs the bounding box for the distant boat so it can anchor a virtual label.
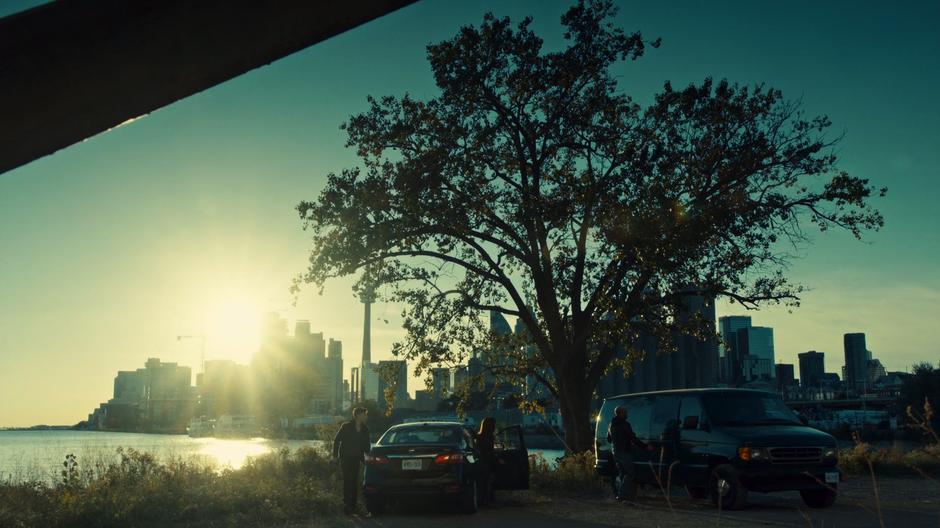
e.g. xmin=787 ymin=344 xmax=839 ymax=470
xmin=186 ymin=416 xmax=215 ymax=438
xmin=213 ymin=414 xmax=256 ymax=438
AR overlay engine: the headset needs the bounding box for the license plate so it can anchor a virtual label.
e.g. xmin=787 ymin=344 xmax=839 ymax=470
xmin=401 ymin=459 xmax=422 ymax=471
xmin=824 ymin=472 xmax=839 ymax=484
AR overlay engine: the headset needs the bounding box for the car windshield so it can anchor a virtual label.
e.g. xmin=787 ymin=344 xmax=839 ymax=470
xmin=378 ymin=426 xmax=461 ymax=445
xmin=702 ymin=392 xmax=802 ymax=426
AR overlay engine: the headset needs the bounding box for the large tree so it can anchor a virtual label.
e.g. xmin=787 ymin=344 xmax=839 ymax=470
xmin=295 ymin=0 xmax=885 ymax=451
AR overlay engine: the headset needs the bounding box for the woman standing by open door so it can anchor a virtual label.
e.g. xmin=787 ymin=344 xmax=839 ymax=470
xmin=475 ymin=417 xmax=496 ymax=504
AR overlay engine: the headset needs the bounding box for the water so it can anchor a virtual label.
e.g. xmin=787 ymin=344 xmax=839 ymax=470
xmin=0 ymin=430 xmax=566 ymax=484
xmin=0 ymin=430 xmax=320 ymax=483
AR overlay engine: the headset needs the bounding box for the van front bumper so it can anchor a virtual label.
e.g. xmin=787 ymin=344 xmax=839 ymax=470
xmin=736 ymin=464 xmax=841 ymax=492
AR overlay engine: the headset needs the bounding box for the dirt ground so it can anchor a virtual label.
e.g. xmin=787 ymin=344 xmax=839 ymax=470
xmin=324 ymin=476 xmax=940 ymax=528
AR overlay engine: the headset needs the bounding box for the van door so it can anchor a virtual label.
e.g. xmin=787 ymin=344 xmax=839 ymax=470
xmin=648 ymin=395 xmax=681 ymax=484
xmin=621 ymin=395 xmax=654 ymax=483
xmin=675 ymin=395 xmax=709 ymax=487
xmin=493 ymin=425 xmax=529 ymax=489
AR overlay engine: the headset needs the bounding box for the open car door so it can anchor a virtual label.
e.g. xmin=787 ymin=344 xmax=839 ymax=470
xmin=493 ymin=425 xmax=529 ymax=490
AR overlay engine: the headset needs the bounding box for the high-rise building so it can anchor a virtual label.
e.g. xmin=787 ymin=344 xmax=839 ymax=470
xmin=718 ymin=315 xmax=752 ymax=385
xmin=326 ymin=339 xmax=343 ymax=409
xmin=431 ymin=367 xmax=451 ymax=397
xmin=741 ymin=355 xmax=773 ymax=382
xmin=360 ymin=362 xmax=380 ymax=401
xmin=843 ymin=333 xmax=868 ymax=392
xmin=596 ymin=291 xmax=718 ymax=401
xmin=867 ymin=358 xmax=887 ymax=387
xmin=515 ymin=314 xmax=552 ymax=400
xmin=328 ymin=339 xmax=342 ymax=359
xmin=775 ymin=363 xmax=795 ymax=389
xmin=253 ymin=316 xmax=345 ymax=416
xmin=798 ymin=351 xmax=826 ymax=389
xmin=737 ymin=326 xmax=775 ymax=380
xmin=376 ymin=360 xmax=408 ymax=410
xmin=481 ymin=310 xmax=512 ymax=390
xmin=490 ymin=310 xmax=513 ymax=335
xmin=101 ymin=358 xmax=196 ymax=432
xmin=673 ymin=291 xmax=719 ymax=389
xmin=198 ymin=359 xmax=251 ymax=417
xmin=349 ymin=366 xmax=360 ymax=403
xmin=453 ymin=366 xmax=469 ymax=392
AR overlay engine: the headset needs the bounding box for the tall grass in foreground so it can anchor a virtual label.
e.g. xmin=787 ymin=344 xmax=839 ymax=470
xmin=0 ymin=446 xmax=341 ymax=528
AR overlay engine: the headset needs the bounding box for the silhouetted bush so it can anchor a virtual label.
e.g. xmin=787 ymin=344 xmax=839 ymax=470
xmin=0 ymin=446 xmax=341 ymax=527
xmin=529 ymin=451 xmax=606 ymax=494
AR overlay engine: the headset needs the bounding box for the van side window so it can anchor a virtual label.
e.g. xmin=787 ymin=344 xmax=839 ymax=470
xmin=624 ymin=396 xmax=653 ymax=440
xmin=679 ymin=395 xmax=703 ymax=430
xmin=650 ymin=395 xmax=680 ymax=440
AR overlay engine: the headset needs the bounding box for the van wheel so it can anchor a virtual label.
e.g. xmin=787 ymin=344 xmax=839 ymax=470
xmin=709 ymin=464 xmax=748 ymax=510
xmin=610 ymin=475 xmax=621 ymax=496
xmin=686 ymin=485 xmax=708 ymax=499
xmin=460 ymin=481 xmax=479 ymax=514
xmin=365 ymin=496 xmax=385 ymax=515
xmin=800 ymin=487 xmax=837 ymax=508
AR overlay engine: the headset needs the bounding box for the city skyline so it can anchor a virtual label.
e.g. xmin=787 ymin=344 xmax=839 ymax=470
xmin=1 ymin=302 xmax=927 ymax=428
xmin=2 ymin=0 xmax=939 ymax=427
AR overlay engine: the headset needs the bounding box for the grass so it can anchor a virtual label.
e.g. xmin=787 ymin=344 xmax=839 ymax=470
xmin=4 ymin=406 xmax=940 ymax=527
xmin=0 ymin=446 xmax=342 ymax=528
xmin=529 ymin=450 xmax=607 ymax=495
xmin=838 ymin=441 xmax=940 ymax=477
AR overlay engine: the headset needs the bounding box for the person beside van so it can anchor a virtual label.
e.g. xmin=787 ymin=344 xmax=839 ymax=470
xmin=607 ymin=405 xmax=653 ymax=501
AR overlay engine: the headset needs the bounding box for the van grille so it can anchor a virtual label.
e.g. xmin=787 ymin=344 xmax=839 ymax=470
xmin=768 ymin=447 xmax=822 ymax=464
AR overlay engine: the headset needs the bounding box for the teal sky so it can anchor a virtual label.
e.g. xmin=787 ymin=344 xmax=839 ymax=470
xmin=1 ymin=1 xmax=938 ymax=426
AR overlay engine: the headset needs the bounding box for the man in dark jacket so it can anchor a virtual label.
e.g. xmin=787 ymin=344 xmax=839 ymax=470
xmin=332 ymin=406 xmax=370 ymax=514
xmin=607 ymin=406 xmax=653 ymax=501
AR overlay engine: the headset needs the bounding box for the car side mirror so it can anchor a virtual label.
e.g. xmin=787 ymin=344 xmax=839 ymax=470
xmin=682 ymin=416 xmax=699 ymax=430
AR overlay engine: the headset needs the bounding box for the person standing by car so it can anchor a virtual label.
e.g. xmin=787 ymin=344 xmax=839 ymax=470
xmin=607 ymin=406 xmax=652 ymax=501
xmin=332 ymin=406 xmax=371 ymax=515
xmin=475 ymin=416 xmax=496 ymax=504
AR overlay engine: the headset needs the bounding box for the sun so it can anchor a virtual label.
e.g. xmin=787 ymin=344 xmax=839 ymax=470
xmin=204 ymin=292 xmax=263 ymax=365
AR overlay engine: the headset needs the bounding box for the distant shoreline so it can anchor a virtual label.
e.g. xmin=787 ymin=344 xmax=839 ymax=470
xmin=0 ymin=425 xmax=78 ymax=431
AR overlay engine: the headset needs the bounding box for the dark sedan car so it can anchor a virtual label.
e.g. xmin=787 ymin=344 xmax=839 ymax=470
xmin=362 ymin=421 xmax=529 ymax=514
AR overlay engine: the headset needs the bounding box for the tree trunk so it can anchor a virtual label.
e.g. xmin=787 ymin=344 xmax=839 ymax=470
xmin=557 ymin=377 xmax=596 ymax=454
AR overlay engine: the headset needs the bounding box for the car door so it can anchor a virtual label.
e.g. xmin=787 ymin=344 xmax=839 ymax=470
xmin=493 ymin=425 xmax=529 ymax=489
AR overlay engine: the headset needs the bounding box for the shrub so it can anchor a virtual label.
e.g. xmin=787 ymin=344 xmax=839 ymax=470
xmin=0 ymin=446 xmax=343 ymax=528
xmin=529 ymin=451 xmax=607 ymax=494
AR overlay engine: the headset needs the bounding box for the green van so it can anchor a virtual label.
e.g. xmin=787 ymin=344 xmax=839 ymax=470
xmin=594 ymin=388 xmax=840 ymax=510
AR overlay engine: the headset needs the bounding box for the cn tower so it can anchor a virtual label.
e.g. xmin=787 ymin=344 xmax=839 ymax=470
xmin=360 ymin=285 xmax=375 ymax=401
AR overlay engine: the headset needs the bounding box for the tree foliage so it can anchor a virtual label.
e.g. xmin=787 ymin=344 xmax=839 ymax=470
xmin=295 ymin=0 xmax=885 ymax=450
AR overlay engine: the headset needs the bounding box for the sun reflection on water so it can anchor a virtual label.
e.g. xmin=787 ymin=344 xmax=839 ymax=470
xmin=194 ymin=438 xmax=285 ymax=469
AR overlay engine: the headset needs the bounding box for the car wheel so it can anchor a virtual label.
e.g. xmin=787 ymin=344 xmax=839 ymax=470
xmin=800 ymin=487 xmax=837 ymax=508
xmin=709 ymin=464 xmax=748 ymax=510
xmin=685 ymin=485 xmax=708 ymax=499
xmin=460 ymin=480 xmax=479 ymax=514
xmin=365 ymin=496 xmax=385 ymax=515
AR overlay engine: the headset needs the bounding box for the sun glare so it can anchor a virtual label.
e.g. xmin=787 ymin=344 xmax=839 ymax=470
xmin=204 ymin=292 xmax=262 ymax=365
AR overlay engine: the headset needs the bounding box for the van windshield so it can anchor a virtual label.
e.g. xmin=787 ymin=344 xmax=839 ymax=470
xmin=702 ymin=392 xmax=802 ymax=426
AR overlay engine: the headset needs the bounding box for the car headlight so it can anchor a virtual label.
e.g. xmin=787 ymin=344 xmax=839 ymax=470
xmin=737 ymin=447 xmax=768 ymax=461
xmin=823 ymin=447 xmax=838 ymax=459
